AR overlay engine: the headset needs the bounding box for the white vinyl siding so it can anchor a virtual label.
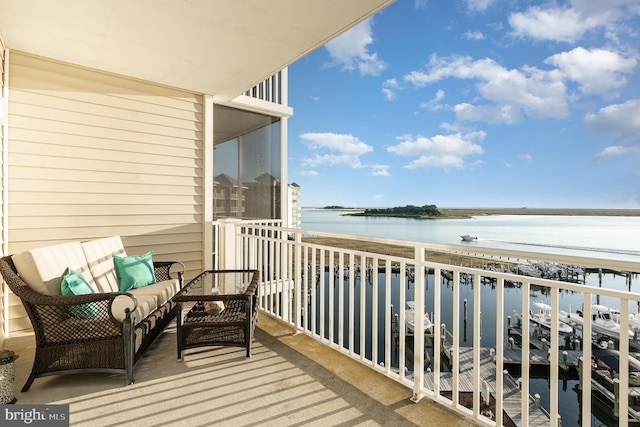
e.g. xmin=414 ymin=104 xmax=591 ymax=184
xmin=7 ymin=52 xmax=205 ymax=333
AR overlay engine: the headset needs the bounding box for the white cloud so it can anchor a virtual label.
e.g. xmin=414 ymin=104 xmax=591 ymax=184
xmin=454 ymin=103 xmax=522 ymax=124
xmin=373 ymin=194 xmax=385 ymax=201
xmin=420 ymin=90 xmax=446 ymax=111
xmin=593 ymin=145 xmax=640 ymax=160
xmin=300 ymin=132 xmax=373 ymax=169
xmin=519 ymin=153 xmax=534 ymax=163
xmin=414 ymin=0 xmax=428 ymax=10
xmin=387 ymin=131 xmax=485 ymax=170
xmin=325 ymin=19 xmax=387 ymax=76
xmin=509 ymin=1 xmax=640 ymax=43
xmin=382 ymin=79 xmax=402 ymax=101
xmin=545 ymin=47 xmax=637 ymax=96
xmin=464 ymin=0 xmax=497 ymax=13
xmin=300 ymin=170 xmax=319 ymax=177
xmin=369 ymin=164 xmax=391 ymax=176
xmin=509 ymin=7 xmax=597 ymax=43
xmin=405 ymin=55 xmax=569 ymax=123
xmin=464 ymin=30 xmax=486 ymax=40
xmin=586 ymin=99 xmax=640 ymax=157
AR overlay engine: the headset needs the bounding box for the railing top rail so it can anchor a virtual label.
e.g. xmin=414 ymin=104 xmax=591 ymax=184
xmin=235 ymin=223 xmax=640 ymax=273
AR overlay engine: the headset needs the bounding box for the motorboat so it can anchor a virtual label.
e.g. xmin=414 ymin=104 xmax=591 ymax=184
xmin=591 ymin=349 xmax=640 ymax=410
xmin=460 ymin=235 xmax=477 ymax=242
xmin=560 ymin=304 xmax=634 ymax=340
xmin=629 ymin=313 xmax=640 ymax=332
xmin=518 ymin=301 xmax=573 ymax=335
xmin=405 ymin=301 xmax=433 ymax=335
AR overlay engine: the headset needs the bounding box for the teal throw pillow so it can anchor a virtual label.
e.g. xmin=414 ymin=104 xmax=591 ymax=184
xmin=61 ymin=268 xmax=98 ymax=319
xmin=113 ymin=251 xmax=156 ymax=291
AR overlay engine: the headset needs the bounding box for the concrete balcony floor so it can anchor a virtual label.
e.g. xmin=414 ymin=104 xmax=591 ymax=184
xmin=4 ymin=314 xmax=480 ymax=426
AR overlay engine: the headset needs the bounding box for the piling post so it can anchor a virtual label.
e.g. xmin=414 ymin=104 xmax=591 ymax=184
xmin=613 ymin=378 xmax=620 ymax=417
xmin=440 ymin=323 xmax=446 ymax=354
xmin=509 ymin=336 xmax=514 ymax=349
xmin=541 ymin=338 xmax=548 ymax=351
xmin=534 ymin=393 xmax=540 ymax=407
xmin=598 ymin=268 xmax=602 ymax=287
xmin=561 ymin=351 xmax=568 ymax=371
xmin=577 ymin=357 xmax=583 ymax=391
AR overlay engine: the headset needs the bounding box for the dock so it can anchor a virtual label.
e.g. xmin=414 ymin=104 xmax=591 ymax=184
xmin=425 ymin=345 xmax=550 ymax=426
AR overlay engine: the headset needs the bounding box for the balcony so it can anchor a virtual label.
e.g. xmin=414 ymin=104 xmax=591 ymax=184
xmin=219 ymin=219 xmax=640 ymax=427
xmin=5 ymin=219 xmax=639 ymax=426
xmin=4 ymin=311 xmax=476 ymax=426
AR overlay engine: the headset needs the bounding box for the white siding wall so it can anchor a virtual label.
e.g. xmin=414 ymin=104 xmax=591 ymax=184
xmin=7 ymin=52 xmax=205 ymax=333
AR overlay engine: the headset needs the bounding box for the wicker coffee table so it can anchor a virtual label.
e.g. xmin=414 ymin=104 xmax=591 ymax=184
xmin=172 ymin=269 xmax=259 ymax=360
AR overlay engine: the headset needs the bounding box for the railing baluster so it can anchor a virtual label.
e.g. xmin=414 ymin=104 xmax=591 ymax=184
xmin=472 ymin=272 xmax=481 ymax=418
xmin=495 ymin=277 xmax=504 ymax=427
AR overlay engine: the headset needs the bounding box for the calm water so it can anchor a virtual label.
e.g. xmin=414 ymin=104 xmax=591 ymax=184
xmin=301 ymin=207 xmax=640 ymax=426
xmin=301 ymin=207 xmax=640 ymax=262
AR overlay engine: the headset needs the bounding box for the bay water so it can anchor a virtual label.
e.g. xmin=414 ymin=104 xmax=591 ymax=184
xmin=301 ymin=207 xmax=640 ymax=426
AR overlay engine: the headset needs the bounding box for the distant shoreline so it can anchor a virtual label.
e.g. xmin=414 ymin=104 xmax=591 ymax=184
xmin=316 ymin=207 xmax=640 ymax=218
xmin=438 ymin=207 xmax=640 ymax=217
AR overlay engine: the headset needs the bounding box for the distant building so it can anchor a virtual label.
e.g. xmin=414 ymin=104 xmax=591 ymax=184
xmin=244 ymin=173 xmax=281 ymax=219
xmin=213 ymin=174 xmax=247 ymax=218
xmin=287 ymin=182 xmax=302 ymax=229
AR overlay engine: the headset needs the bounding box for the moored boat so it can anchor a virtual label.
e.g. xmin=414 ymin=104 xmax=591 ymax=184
xmin=517 ymin=301 xmax=573 ymax=335
xmin=560 ymin=304 xmax=634 ymax=340
xmin=460 ymin=234 xmax=477 ymax=242
xmin=405 ymin=301 xmax=433 ymax=335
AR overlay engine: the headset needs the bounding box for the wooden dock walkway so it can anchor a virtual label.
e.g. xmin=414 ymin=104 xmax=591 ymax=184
xmin=424 ymin=346 xmax=550 ymax=426
xmin=503 ymin=348 xmax=582 ymax=371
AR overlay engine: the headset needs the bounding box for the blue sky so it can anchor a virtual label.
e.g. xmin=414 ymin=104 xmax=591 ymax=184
xmin=287 ymin=0 xmax=640 ymax=209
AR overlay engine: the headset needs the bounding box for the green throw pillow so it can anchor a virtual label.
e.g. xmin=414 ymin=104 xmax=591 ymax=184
xmin=113 ymin=251 xmax=156 ymax=291
xmin=61 ymin=268 xmax=97 ymax=319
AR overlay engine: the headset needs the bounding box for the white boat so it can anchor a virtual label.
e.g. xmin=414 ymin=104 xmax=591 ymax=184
xmin=519 ymin=302 xmax=573 ymax=335
xmin=629 ymin=313 xmax=640 ymax=332
xmin=460 ymin=235 xmax=477 ymax=242
xmin=560 ymin=304 xmax=634 ymax=340
xmin=405 ymin=301 xmax=433 ymax=335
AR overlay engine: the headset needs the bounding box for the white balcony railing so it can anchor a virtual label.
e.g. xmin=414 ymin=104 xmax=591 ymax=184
xmin=215 ymin=218 xmax=640 ymax=427
xmin=244 ymin=71 xmax=283 ymax=104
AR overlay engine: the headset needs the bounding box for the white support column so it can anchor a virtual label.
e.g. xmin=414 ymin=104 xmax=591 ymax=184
xmin=218 ymin=218 xmax=242 ymax=270
xmin=202 ymin=95 xmax=214 ymax=270
xmin=1 ymin=47 xmax=9 ymax=338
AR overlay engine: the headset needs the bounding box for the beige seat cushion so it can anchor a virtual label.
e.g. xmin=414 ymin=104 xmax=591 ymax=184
xmin=81 ymin=236 xmax=127 ymax=293
xmin=110 ymin=279 xmax=180 ymax=324
xmin=12 ymin=242 xmax=96 ymax=295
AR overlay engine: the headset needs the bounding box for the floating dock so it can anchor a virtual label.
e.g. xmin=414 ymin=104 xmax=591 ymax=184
xmin=425 ymin=346 xmax=550 ymax=426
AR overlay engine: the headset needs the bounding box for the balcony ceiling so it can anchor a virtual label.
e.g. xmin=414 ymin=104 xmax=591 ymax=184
xmin=0 ymin=0 xmax=394 ymax=101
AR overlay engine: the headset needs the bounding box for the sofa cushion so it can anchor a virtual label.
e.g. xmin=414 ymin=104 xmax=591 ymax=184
xmin=110 ymin=279 xmax=180 ymax=324
xmin=61 ymin=268 xmax=98 ymax=319
xmin=113 ymin=251 xmax=156 ymax=291
xmin=12 ymin=242 xmax=96 ymax=295
xmin=81 ymin=236 xmax=127 ymax=293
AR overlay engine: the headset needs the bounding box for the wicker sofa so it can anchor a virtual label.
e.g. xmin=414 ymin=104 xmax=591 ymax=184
xmin=0 ymin=236 xmax=184 ymax=391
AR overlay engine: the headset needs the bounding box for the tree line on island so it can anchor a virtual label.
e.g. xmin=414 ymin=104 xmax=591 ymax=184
xmin=324 ymin=204 xmax=442 ymax=219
